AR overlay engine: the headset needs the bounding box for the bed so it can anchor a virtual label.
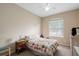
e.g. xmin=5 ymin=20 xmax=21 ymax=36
xmin=25 ymin=36 xmax=59 ymax=56
xmin=0 ymin=37 xmax=12 ymax=56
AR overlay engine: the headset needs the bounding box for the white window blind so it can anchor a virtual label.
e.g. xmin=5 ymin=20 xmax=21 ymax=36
xmin=48 ymin=19 xmax=64 ymax=37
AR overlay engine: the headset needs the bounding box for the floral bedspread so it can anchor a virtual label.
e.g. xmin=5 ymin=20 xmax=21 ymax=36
xmin=26 ymin=38 xmax=59 ymax=56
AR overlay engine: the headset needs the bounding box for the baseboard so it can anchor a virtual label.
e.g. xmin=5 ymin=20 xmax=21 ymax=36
xmin=59 ymin=44 xmax=70 ymax=48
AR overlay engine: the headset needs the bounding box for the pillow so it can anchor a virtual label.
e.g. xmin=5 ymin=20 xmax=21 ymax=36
xmin=28 ymin=35 xmax=40 ymax=40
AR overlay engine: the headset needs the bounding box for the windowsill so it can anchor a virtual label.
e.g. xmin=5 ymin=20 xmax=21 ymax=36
xmin=49 ymin=36 xmax=64 ymax=38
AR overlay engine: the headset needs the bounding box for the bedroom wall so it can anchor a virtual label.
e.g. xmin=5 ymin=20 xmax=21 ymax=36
xmin=77 ymin=10 xmax=79 ymax=26
xmin=0 ymin=3 xmax=41 ymax=42
xmin=41 ymin=9 xmax=79 ymax=46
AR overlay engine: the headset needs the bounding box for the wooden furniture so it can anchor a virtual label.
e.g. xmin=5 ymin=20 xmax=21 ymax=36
xmin=0 ymin=47 xmax=11 ymax=56
xmin=15 ymin=38 xmax=27 ymax=53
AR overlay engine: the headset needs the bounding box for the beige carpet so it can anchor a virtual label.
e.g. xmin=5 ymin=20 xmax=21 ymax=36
xmin=12 ymin=45 xmax=72 ymax=56
xmin=55 ymin=45 xmax=72 ymax=56
xmin=12 ymin=50 xmax=35 ymax=56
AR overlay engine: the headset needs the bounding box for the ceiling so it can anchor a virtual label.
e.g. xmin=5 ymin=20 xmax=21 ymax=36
xmin=16 ymin=3 xmax=79 ymax=17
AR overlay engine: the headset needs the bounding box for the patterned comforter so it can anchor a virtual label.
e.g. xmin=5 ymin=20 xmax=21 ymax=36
xmin=26 ymin=38 xmax=59 ymax=56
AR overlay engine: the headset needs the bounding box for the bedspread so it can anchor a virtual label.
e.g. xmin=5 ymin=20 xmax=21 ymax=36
xmin=26 ymin=38 xmax=59 ymax=56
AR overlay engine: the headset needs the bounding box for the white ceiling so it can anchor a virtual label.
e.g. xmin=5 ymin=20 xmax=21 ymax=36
xmin=16 ymin=3 xmax=79 ymax=17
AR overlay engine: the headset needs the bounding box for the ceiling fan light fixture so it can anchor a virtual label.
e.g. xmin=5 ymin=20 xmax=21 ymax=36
xmin=44 ymin=3 xmax=56 ymax=12
xmin=44 ymin=3 xmax=51 ymax=11
xmin=45 ymin=6 xmax=50 ymax=11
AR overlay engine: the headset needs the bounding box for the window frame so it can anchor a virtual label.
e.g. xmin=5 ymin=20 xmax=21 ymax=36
xmin=48 ymin=18 xmax=64 ymax=37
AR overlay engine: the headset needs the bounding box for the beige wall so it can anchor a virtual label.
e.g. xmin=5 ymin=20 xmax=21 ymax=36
xmin=0 ymin=3 xmax=79 ymax=50
xmin=77 ymin=10 xmax=79 ymax=26
xmin=41 ymin=9 xmax=79 ymax=46
xmin=0 ymin=4 xmax=41 ymax=42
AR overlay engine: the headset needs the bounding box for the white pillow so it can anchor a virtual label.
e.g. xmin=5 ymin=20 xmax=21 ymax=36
xmin=29 ymin=35 xmax=40 ymax=40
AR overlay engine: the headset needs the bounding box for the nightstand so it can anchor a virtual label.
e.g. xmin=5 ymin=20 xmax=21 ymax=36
xmin=15 ymin=38 xmax=27 ymax=54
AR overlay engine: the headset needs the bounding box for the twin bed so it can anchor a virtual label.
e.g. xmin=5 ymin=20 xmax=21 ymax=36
xmin=25 ymin=36 xmax=59 ymax=56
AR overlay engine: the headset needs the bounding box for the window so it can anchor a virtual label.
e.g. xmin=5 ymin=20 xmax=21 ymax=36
xmin=48 ymin=19 xmax=64 ymax=37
